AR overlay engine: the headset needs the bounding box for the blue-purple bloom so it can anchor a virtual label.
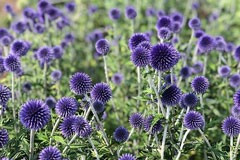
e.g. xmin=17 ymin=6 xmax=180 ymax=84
xmin=109 ymin=8 xmax=121 ymax=20
xmin=225 ymin=43 xmax=235 ymax=53
xmin=65 ymin=1 xmax=76 ymax=12
xmin=222 ymin=116 xmax=240 ymax=137
xmin=129 ymin=113 xmax=143 ymax=129
xmin=170 ymin=12 xmax=183 ymax=24
xmin=45 ymin=96 xmax=56 ymax=109
xmin=10 ymin=40 xmax=29 ymax=57
xmin=114 ymin=126 xmax=129 ymax=142
xmin=143 ymin=115 xmax=162 ymax=134
xmin=157 ymin=27 xmax=171 ymax=40
xmin=128 ymin=33 xmax=149 ymax=51
xmin=93 ymin=101 xmax=105 ymax=113
xmin=191 ymin=76 xmax=209 ymax=94
xmin=95 ymin=39 xmax=110 ymax=55
xmin=230 ymin=74 xmax=240 ymax=89
xmin=55 ymin=97 xmax=78 ymax=118
xmin=156 ymin=16 xmax=172 ymax=30
xmin=0 ymin=57 xmax=5 ymax=73
xmin=164 ymin=74 xmax=177 ymax=85
xmin=184 ymin=111 xmax=205 ymax=130
xmin=64 ymin=33 xmax=75 ymax=44
xmin=73 ymin=116 xmax=92 ymax=138
xmin=12 ymin=21 xmax=27 ymax=34
xmin=145 ymin=8 xmax=155 ymax=17
xmin=161 ymin=85 xmax=181 ymax=106
xmin=51 ymin=70 xmax=62 ymax=81
xmin=180 ymin=66 xmax=192 ymax=79
xmin=188 ymin=17 xmax=201 ymax=30
xmin=70 ymin=72 xmax=92 ymax=95
xmin=198 ymin=35 xmax=215 ymax=53
xmin=0 ymin=85 xmax=11 ymax=105
xmin=218 ymin=66 xmax=231 ymax=78
xmin=118 ymin=153 xmax=136 ymax=160
xmin=233 ymin=90 xmax=240 ymax=107
xmin=22 ymin=82 xmax=32 ymax=93
xmin=234 ymin=46 xmax=240 ymax=62
xmin=37 ymin=47 xmax=53 ymax=63
xmin=0 ymin=36 xmax=12 ymax=46
xmin=112 ymin=73 xmax=124 ymax=85
xmin=38 ymin=0 xmax=51 ymax=14
xmin=131 ymin=46 xmax=150 ymax=67
xmin=182 ymin=93 xmax=198 ymax=108
xmin=4 ymin=54 xmax=21 ymax=72
xmin=34 ymin=23 xmax=45 ymax=34
xmin=91 ymin=83 xmax=112 ymax=103
xmin=192 ymin=61 xmax=204 ymax=74
xmin=60 ymin=116 xmax=78 ymax=137
xmin=231 ymin=105 xmax=240 ymax=119
xmin=52 ymin=46 xmax=63 ymax=59
xmin=0 ymin=129 xmax=8 ymax=148
xmin=194 ymin=29 xmax=205 ymax=39
xmin=125 ymin=6 xmax=137 ymax=19
xmin=39 ymin=146 xmax=62 ymax=160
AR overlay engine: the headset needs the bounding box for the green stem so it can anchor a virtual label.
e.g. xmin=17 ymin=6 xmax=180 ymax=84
xmin=176 ymin=129 xmax=191 ymax=160
xmin=118 ymin=128 xmax=134 ymax=156
xmin=43 ymin=62 xmax=47 ymax=96
xmin=49 ymin=116 xmax=61 ymax=145
xmin=137 ymin=67 xmax=141 ymax=108
xmin=88 ymin=137 xmax=100 ymax=160
xmin=29 ymin=129 xmax=35 ymax=160
xmin=158 ymin=71 xmax=162 ymax=92
xmin=62 ymin=133 xmax=78 ymax=154
xmin=234 ymin=134 xmax=240 ymax=159
xmin=230 ymin=136 xmax=233 ymax=160
xmin=11 ymin=73 xmax=16 ymax=131
xmin=203 ymin=55 xmax=208 ymax=76
xmin=103 ymin=56 xmax=109 ymax=84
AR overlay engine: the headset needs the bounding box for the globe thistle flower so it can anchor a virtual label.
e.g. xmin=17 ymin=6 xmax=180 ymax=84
xmin=4 ymin=54 xmax=21 ymax=72
xmin=46 ymin=7 xmax=60 ymax=21
xmin=157 ymin=27 xmax=172 ymax=40
xmin=222 ymin=116 xmax=240 ymax=137
xmin=93 ymin=101 xmax=105 ymax=113
xmin=170 ymin=12 xmax=183 ymax=24
xmin=91 ymin=83 xmax=112 ymax=103
xmin=51 ymin=70 xmax=62 ymax=82
xmin=0 ymin=157 xmax=9 ymax=160
xmin=129 ymin=113 xmax=143 ymax=129
xmin=19 ymin=99 xmax=51 ymax=130
xmin=109 ymin=8 xmax=121 ymax=20
xmin=113 ymin=126 xmax=129 ymax=142
xmin=231 ymin=106 xmax=240 ymax=119
xmin=10 ymin=40 xmax=29 ymax=57
xmin=214 ymin=38 xmax=226 ymax=52
xmin=130 ymin=46 xmax=150 ymax=67
xmin=15 ymin=68 xmax=24 ymax=77
xmin=198 ymin=35 xmax=215 ymax=53
xmin=34 ymin=23 xmax=45 ymax=34
xmin=4 ymin=4 xmax=15 ymax=16
xmin=37 ymin=46 xmax=53 ymax=63
xmin=233 ymin=90 xmax=240 ymax=106
xmin=156 ymin=16 xmax=172 ymax=30
xmin=60 ymin=41 xmax=68 ymax=49
xmin=180 ymin=66 xmax=192 ymax=79
xmin=60 ymin=116 xmax=78 ymax=137
xmin=69 ymin=72 xmax=92 ymax=95
xmin=39 ymin=146 xmax=62 ymax=160
xmin=118 ymin=153 xmax=136 ymax=160
xmin=125 ymin=6 xmax=137 ymax=19
xmin=45 ymin=96 xmax=56 ymax=109
xmin=150 ymin=43 xmax=180 ymax=72
xmin=209 ymin=11 xmax=219 ymax=22
xmin=179 ymin=95 xmax=187 ymax=109
xmin=188 ymin=17 xmax=201 ymax=30
xmin=218 ymin=66 xmax=231 ymax=78
xmin=234 ymin=46 xmax=240 ymax=62
xmin=88 ymin=5 xmax=98 ymax=15
xmin=171 ymin=36 xmax=179 ymax=44
xmin=73 ymin=116 xmax=92 ymax=138
xmin=95 ymin=39 xmax=110 ymax=55
xmin=143 ymin=115 xmax=162 ymax=134
xmin=192 ymin=2 xmax=199 ymax=9
xmin=191 ymin=76 xmax=209 ymax=94
xmin=23 ymin=7 xmax=36 ymax=19
xmin=137 ymin=41 xmax=152 ymax=53
xmin=65 ymin=1 xmax=76 ymax=12
xmin=38 ymin=0 xmax=51 ymax=14
xmin=194 ymin=29 xmax=205 ymax=39
xmin=164 ymin=74 xmax=177 ymax=85
xmin=157 ymin=10 xmax=165 ymax=18
xmin=112 ymin=73 xmax=124 ymax=85
xmin=128 ymin=33 xmax=149 ymax=51
xmin=145 ymin=8 xmax=155 ymax=17
xmin=12 ymin=21 xmax=27 ymax=34
xmin=52 ymin=46 xmax=63 ymax=59
xmin=184 ymin=111 xmax=205 ymax=130
xmin=229 ymin=74 xmax=240 ymax=89
xmin=0 ymin=36 xmax=12 ymax=46
xmin=192 ymin=61 xmax=204 ymax=74
xmin=182 ymin=93 xmax=198 ymax=108
xmin=86 ymin=29 xmax=103 ymax=43
xmin=225 ymin=43 xmax=235 ymax=53
xmin=0 ymin=129 xmax=8 ymax=148
xmin=170 ymin=22 xmax=181 ymax=33
xmin=55 ymin=97 xmax=78 ymax=118
xmin=22 ymin=82 xmax=32 ymax=93
xmin=161 ymin=85 xmax=182 ymax=106
xmin=0 ymin=57 xmax=5 ymax=73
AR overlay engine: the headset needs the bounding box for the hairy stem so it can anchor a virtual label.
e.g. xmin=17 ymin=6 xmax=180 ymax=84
xmin=29 ymin=129 xmax=35 ymax=160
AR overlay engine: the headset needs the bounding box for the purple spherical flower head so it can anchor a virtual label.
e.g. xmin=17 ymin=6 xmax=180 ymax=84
xmin=114 ymin=126 xmax=129 ymax=142
xmin=12 ymin=21 xmax=27 ymax=34
xmin=60 ymin=116 xmax=78 ymax=137
xmin=87 ymin=29 xmax=103 ymax=43
xmin=93 ymin=101 xmax=105 ymax=113
xmin=218 ymin=65 xmax=231 ymax=78
xmin=192 ymin=2 xmax=199 ymax=9
xmin=215 ymin=38 xmax=226 ymax=52
xmin=52 ymin=46 xmax=63 ymax=59
xmin=171 ymin=36 xmax=179 ymax=44
xmin=19 ymin=99 xmax=51 ymax=130
xmin=230 ymin=74 xmax=240 ymax=89
xmin=70 ymin=72 xmax=92 ymax=95
xmin=231 ymin=105 xmax=240 ymax=119
xmin=170 ymin=12 xmax=183 ymax=24
xmin=129 ymin=113 xmax=143 ymax=129
xmin=137 ymin=41 xmax=152 ymax=53
xmin=95 ymin=39 xmax=110 ymax=55
xmin=0 ymin=129 xmax=8 ymax=148
xmin=38 ymin=0 xmax=51 ymax=14
xmin=233 ymin=90 xmax=240 ymax=106
xmin=91 ymin=82 xmax=112 ymax=103
xmin=65 ymin=1 xmax=76 ymax=12
xmin=64 ymin=33 xmax=75 ymax=44
xmin=191 ymin=76 xmax=209 ymax=94
xmin=10 ymin=40 xmax=29 ymax=57
xmin=156 ymin=16 xmax=172 ymax=30
xmin=61 ymin=40 xmax=68 ymax=49
xmin=145 ymin=7 xmax=155 ymax=17
xmin=234 ymin=46 xmax=240 ymax=62
xmin=34 ymin=23 xmax=45 ymax=34
xmin=157 ymin=27 xmax=172 ymax=40
xmin=109 ymin=8 xmax=121 ymax=20
xmin=4 ymin=4 xmax=14 ymax=16
xmin=131 ymin=46 xmax=150 ymax=67
xmin=161 ymin=85 xmax=181 ymax=106
xmin=23 ymin=7 xmax=36 ymax=19
xmin=184 ymin=111 xmax=204 ymax=130
xmin=51 ymin=70 xmax=62 ymax=81
xmin=188 ymin=17 xmax=201 ymax=30
xmin=222 ymin=117 xmax=240 ymax=137
xmin=128 ymin=33 xmax=149 ymax=51
xmin=198 ymin=35 xmax=215 ymax=53
xmin=112 ymin=73 xmax=124 ymax=85
xmin=0 ymin=36 xmax=12 ymax=46
xmin=150 ymin=43 xmax=180 ymax=72
xmin=55 ymin=97 xmax=78 ymax=118
xmin=157 ymin=10 xmax=165 ymax=18
xmin=88 ymin=5 xmax=98 ymax=15
xmin=125 ymin=6 xmax=137 ymax=19
xmin=22 ymin=82 xmax=32 ymax=92
xmin=180 ymin=66 xmax=192 ymax=79
xmin=192 ymin=61 xmax=204 ymax=74
xmin=179 ymin=95 xmax=187 ymax=109
xmin=143 ymin=115 xmax=162 ymax=134
xmin=37 ymin=46 xmax=53 ymax=63
xmin=73 ymin=116 xmax=92 ymax=138
xmin=46 ymin=6 xmax=60 ymax=21
xmin=4 ymin=54 xmax=21 ymax=72
xmin=182 ymin=93 xmax=198 ymax=108
xmin=164 ymin=74 xmax=177 ymax=85
xmin=225 ymin=43 xmax=235 ymax=53
xmin=0 ymin=57 xmax=5 ymax=73
xmin=0 ymin=85 xmax=11 ymax=105
xmin=194 ymin=29 xmax=205 ymax=39
xmin=45 ymin=96 xmax=56 ymax=109
xmin=39 ymin=146 xmax=62 ymax=160
xmin=171 ymin=22 xmax=181 ymax=33
xmin=118 ymin=153 xmax=136 ymax=160
xmin=0 ymin=28 xmax=11 ymax=40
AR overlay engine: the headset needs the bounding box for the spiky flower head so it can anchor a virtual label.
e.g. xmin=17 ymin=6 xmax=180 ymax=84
xmin=191 ymin=76 xmax=209 ymax=94
xmin=4 ymin=54 xmax=21 ymax=72
xmin=143 ymin=115 xmax=162 ymax=135
xmin=73 ymin=116 xmax=92 ymax=138
xmin=0 ymin=85 xmax=11 ymax=105
xmin=37 ymin=46 xmax=53 ymax=63
xmin=234 ymin=46 xmax=240 ymax=62
xmin=161 ymin=85 xmax=182 ymax=106
xmin=55 ymin=97 xmax=78 ymax=118
xmin=230 ymin=74 xmax=240 ymax=89
xmin=180 ymin=66 xmax=192 ymax=79
xmin=45 ymin=96 xmax=56 ymax=109
xmin=129 ymin=113 xmax=143 ymax=129
xmin=52 ymin=46 xmax=63 ymax=59
xmin=51 ymin=70 xmax=62 ymax=82
xmin=112 ymin=73 xmax=124 ymax=85
xmin=60 ymin=116 xmax=78 ymax=138
xmin=95 ymin=39 xmax=110 ymax=55
xmin=184 ymin=111 xmax=205 ymax=130
xmin=65 ymin=1 xmax=76 ymax=13
xmin=156 ymin=16 xmax=172 ymax=30
xmin=188 ymin=17 xmax=201 ymax=30
xmin=128 ymin=33 xmax=149 ymax=51
xmin=182 ymin=93 xmax=198 ymax=108
xmin=118 ymin=153 xmax=136 ymax=160
xmin=157 ymin=27 xmax=172 ymax=40
xmin=125 ymin=6 xmax=137 ymax=19
xmin=114 ymin=126 xmax=129 ymax=143
xmin=93 ymin=101 xmax=105 ymax=113
xmin=69 ymin=72 xmax=92 ymax=95
xmin=91 ymin=83 xmax=112 ymax=103
xmin=218 ymin=65 xmax=231 ymax=78
xmin=109 ymin=8 xmax=121 ymax=20
xmin=131 ymin=46 xmax=150 ymax=67
xmin=231 ymin=106 xmax=240 ymax=119
xmin=222 ymin=116 xmax=240 ymax=137
xmin=198 ymin=35 xmax=215 ymax=53
xmin=39 ymin=146 xmax=62 ymax=160
xmin=192 ymin=61 xmax=204 ymax=74
xmin=233 ymin=90 xmax=240 ymax=107
xmin=0 ymin=129 xmax=8 ymax=148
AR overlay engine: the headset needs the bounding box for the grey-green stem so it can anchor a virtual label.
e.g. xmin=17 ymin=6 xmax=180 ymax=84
xmin=29 ymin=129 xmax=35 ymax=160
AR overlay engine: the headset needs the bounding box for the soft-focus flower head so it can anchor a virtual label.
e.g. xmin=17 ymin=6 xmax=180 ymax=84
xmin=233 ymin=90 xmax=240 ymax=107
xmin=45 ymin=96 xmax=56 ymax=109
xmin=234 ymin=46 xmax=240 ymax=62
xmin=11 ymin=40 xmax=30 ymax=57
xmin=0 ymin=129 xmax=8 ymax=148
xmin=86 ymin=29 xmax=103 ymax=43
xmin=91 ymin=82 xmax=112 ymax=103
xmin=70 ymin=72 xmax=92 ymax=95
xmin=60 ymin=116 xmax=78 ymax=138
xmin=37 ymin=46 xmax=53 ymax=63
xmin=23 ymin=7 xmax=36 ymax=19
xmin=157 ymin=27 xmax=172 ymax=40
xmin=180 ymin=66 xmax=192 ymax=79
xmin=164 ymin=74 xmax=177 ymax=85
xmin=4 ymin=4 xmax=15 ymax=16
xmin=184 ymin=111 xmax=205 ymax=130
xmin=222 ymin=116 xmax=240 ymax=137
xmin=22 ymin=82 xmax=32 ymax=93
xmin=46 ymin=6 xmax=60 ymax=21
xmin=192 ymin=61 xmax=204 ymax=74
xmin=145 ymin=7 xmax=155 ymax=17
xmin=109 ymin=8 xmax=121 ymax=20
xmin=19 ymin=99 xmax=51 ymax=130
xmin=73 ymin=116 xmax=92 ymax=138
xmin=95 ymin=39 xmax=110 ymax=55
xmin=137 ymin=41 xmax=152 ymax=54
xmin=230 ymin=74 xmax=240 ymax=89
xmin=12 ymin=21 xmax=27 ymax=34
xmin=150 ymin=43 xmax=180 ymax=72
xmin=118 ymin=153 xmax=136 ymax=160
xmin=129 ymin=113 xmax=143 ymax=129
xmin=198 ymin=35 xmax=215 ymax=53
xmin=209 ymin=11 xmax=219 ymax=22
xmin=0 ymin=57 xmax=5 ymax=73
xmin=156 ymin=16 xmax=172 ymax=30
xmin=218 ymin=65 xmax=231 ymax=78
xmin=182 ymin=93 xmax=198 ymax=108
xmin=93 ymin=101 xmax=105 ymax=113
xmin=38 ymin=0 xmax=51 ymax=14
xmin=60 ymin=40 xmax=68 ymax=49
xmin=128 ymin=33 xmax=149 ymax=51
xmin=0 ymin=28 xmax=10 ymax=40
xmin=125 ymin=6 xmax=137 ymax=19
xmin=131 ymin=46 xmax=150 ymax=67
xmin=225 ymin=43 xmax=235 ymax=53
xmin=231 ymin=105 xmax=240 ymax=119
xmin=88 ymin=5 xmax=98 ymax=15
xmin=0 ymin=36 xmax=12 ymax=46
xmin=65 ymin=1 xmax=76 ymax=12
xmin=157 ymin=10 xmax=165 ymax=18
xmin=171 ymin=36 xmax=179 ymax=44
xmin=215 ymin=37 xmax=226 ymax=52
xmin=161 ymin=85 xmax=181 ymax=106
xmin=188 ymin=17 xmax=201 ymax=30
xmin=52 ymin=46 xmax=63 ymax=59
xmin=170 ymin=22 xmax=181 ymax=33
xmin=192 ymin=2 xmax=199 ymax=10
xmin=114 ymin=126 xmax=129 ymax=142
xmin=170 ymin=12 xmax=183 ymax=24
xmin=51 ymin=70 xmax=62 ymax=82
xmin=191 ymin=76 xmax=209 ymax=94
xmin=4 ymin=54 xmax=21 ymax=72
xmin=55 ymin=97 xmax=78 ymax=118
xmin=34 ymin=23 xmax=45 ymax=34
xmin=39 ymin=146 xmax=62 ymax=160
xmin=194 ymin=29 xmax=205 ymax=39
xmin=143 ymin=115 xmax=162 ymax=134
xmin=112 ymin=73 xmax=124 ymax=85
